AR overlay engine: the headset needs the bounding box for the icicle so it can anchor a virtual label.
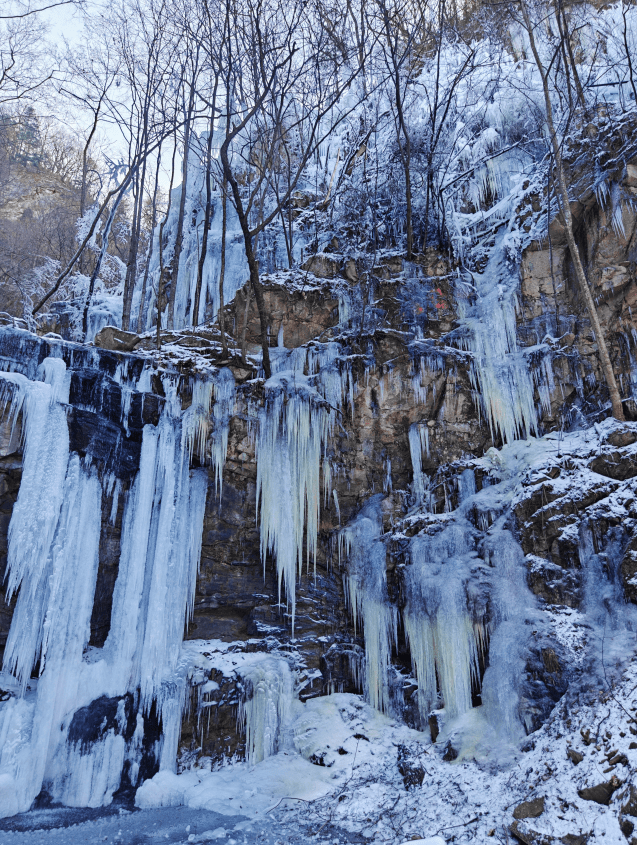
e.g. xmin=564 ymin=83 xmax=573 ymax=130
xmin=255 ymin=374 xmax=335 ymax=634
xmin=409 ymin=422 xmax=430 ymax=505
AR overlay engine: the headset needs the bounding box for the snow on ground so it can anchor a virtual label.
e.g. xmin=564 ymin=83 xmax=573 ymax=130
xmin=138 ymin=653 xmax=637 ymax=845
xmin=5 ymin=659 xmax=634 ymax=844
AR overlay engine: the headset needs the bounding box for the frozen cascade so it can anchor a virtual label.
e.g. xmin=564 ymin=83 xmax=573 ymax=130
xmin=339 ymin=498 xmax=397 ymax=714
xmin=403 ymin=521 xmax=481 ymax=722
xmin=408 ymin=422 xmax=430 ymax=505
xmin=479 ymin=521 xmax=536 ymax=741
xmin=237 ymin=657 xmax=294 ymax=765
xmin=254 ymin=343 xmax=353 ymax=633
xmin=579 ymin=520 xmax=637 ymax=674
xmin=457 ymin=234 xmax=537 ymax=444
xmin=0 ymin=361 xmax=225 ymax=817
xmin=0 ymin=438 xmax=102 ymax=814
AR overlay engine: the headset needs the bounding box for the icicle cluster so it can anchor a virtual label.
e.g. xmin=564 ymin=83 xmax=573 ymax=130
xmin=254 ymin=341 xmax=355 ymax=633
xmin=0 ymin=357 xmax=229 ymax=817
xmin=403 ymin=522 xmax=482 ymax=722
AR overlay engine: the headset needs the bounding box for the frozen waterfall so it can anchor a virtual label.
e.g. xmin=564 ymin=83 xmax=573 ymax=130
xmin=0 ymin=358 xmax=230 ymax=817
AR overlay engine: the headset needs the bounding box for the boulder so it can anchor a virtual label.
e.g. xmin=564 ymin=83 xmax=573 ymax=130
xmin=94 ymin=325 xmax=141 ymax=352
xmin=577 ymin=779 xmax=620 ymax=805
xmin=513 ymin=797 xmax=545 ymax=820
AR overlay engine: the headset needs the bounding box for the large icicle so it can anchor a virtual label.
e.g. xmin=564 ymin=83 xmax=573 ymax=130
xmin=340 ymin=498 xmax=397 ymax=715
xmin=0 ymin=358 xmax=219 ymax=816
xmin=255 ymin=373 xmax=334 ymax=633
xmin=458 ymin=234 xmax=537 ymax=444
xmin=0 ymin=453 xmax=102 ymax=816
xmin=403 ymin=522 xmax=481 ymax=722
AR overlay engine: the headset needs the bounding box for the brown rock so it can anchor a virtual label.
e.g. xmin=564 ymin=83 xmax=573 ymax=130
xmin=513 ymin=797 xmax=545 ymax=819
xmin=622 ymin=785 xmax=637 ymax=817
xmin=567 ymin=748 xmax=584 ymax=765
xmin=509 ymin=820 xmax=549 ymax=844
xmin=301 ymin=253 xmax=341 ymax=278
xmin=344 ymin=258 xmax=358 ymax=282
xmin=578 ymin=779 xmax=620 ymax=805
xmin=94 ymin=326 xmax=141 ymax=352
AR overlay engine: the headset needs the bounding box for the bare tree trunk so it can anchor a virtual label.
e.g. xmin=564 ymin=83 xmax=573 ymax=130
xmin=193 ymin=98 xmax=217 ymax=326
xmin=122 ymin=150 xmax=147 ymax=331
xmin=218 ymin=177 xmax=228 ymax=355
xmin=167 ymin=66 xmax=198 ymax=330
xmin=78 ymin=99 xmax=102 ymax=275
xmin=622 ymin=0 xmax=637 ymax=103
xmin=521 ymin=0 xmax=624 ymax=420
xmin=221 ymin=147 xmax=272 ymax=378
xmin=137 ymin=144 xmax=162 ymax=332
xmin=157 ymin=131 xmax=178 ymax=350
xmin=82 ymin=188 xmax=127 ymax=339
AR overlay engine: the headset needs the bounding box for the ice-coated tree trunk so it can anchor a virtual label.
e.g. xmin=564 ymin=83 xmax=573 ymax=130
xmin=520 ymin=0 xmax=625 ymax=421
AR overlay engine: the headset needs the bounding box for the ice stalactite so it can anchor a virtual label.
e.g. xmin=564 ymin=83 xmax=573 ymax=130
xmin=457 ymin=234 xmax=537 ymax=444
xmin=408 ymin=422 xmax=430 ymax=505
xmin=237 ymin=657 xmax=294 ymax=765
xmin=254 ymin=343 xmax=353 ymax=633
xmin=340 ymin=498 xmax=397 ymax=715
xmin=182 ymin=368 xmax=235 ymax=492
xmin=256 ymin=378 xmax=332 ymax=633
xmin=403 ymin=522 xmax=481 ymax=722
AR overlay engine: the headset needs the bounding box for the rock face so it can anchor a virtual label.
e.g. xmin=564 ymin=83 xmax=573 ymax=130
xmin=0 ymin=153 xmax=637 ymax=792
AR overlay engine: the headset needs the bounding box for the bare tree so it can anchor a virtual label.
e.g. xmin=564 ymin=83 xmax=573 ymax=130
xmin=516 ymin=0 xmax=625 ymax=421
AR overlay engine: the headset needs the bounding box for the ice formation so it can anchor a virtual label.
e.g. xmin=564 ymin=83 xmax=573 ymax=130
xmin=457 ymin=235 xmax=538 ymax=444
xmin=403 ymin=522 xmax=481 ymax=721
xmin=408 ymin=422 xmax=430 ymax=504
xmin=254 ymin=342 xmax=353 ymax=632
xmin=339 ymin=498 xmax=397 ymax=714
xmin=0 ymin=357 xmax=231 ymax=817
xmin=237 ymin=657 xmax=294 ymax=765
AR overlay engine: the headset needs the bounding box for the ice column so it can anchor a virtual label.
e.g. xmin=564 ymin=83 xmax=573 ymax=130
xmin=408 ymin=422 xmax=430 ymax=505
xmin=238 ymin=657 xmax=294 ymax=764
xmin=0 ymin=357 xmax=103 ymax=816
xmin=340 ymin=498 xmax=397 ymax=714
xmin=403 ymin=521 xmax=480 ymax=722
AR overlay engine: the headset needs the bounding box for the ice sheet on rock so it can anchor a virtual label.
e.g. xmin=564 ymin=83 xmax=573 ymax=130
xmin=480 ymin=521 xmax=536 ymax=741
xmin=403 ymin=521 xmax=481 ymax=721
xmin=340 ymin=498 xmax=397 ymax=714
xmin=238 ymin=657 xmax=295 ymax=765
